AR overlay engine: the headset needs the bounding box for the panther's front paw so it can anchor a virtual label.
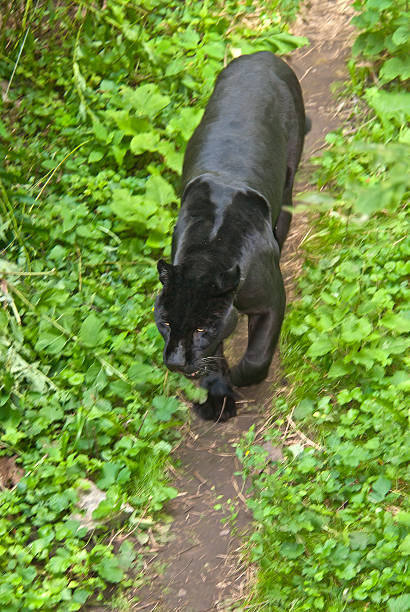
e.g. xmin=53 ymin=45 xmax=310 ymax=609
xmin=193 ymin=393 xmax=237 ymax=422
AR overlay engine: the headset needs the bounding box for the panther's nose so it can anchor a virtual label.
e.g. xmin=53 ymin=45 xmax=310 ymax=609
xmin=164 ymin=342 xmax=186 ymax=372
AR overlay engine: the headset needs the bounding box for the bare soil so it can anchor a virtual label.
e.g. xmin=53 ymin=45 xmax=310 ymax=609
xmin=133 ymin=2 xmax=354 ymax=610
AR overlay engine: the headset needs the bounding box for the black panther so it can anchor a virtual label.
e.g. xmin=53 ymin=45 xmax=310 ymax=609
xmin=155 ymin=51 xmax=308 ymax=421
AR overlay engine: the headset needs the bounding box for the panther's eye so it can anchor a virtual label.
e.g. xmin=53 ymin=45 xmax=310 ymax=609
xmin=163 ymin=322 xmax=170 ymax=327
xmin=196 ymin=328 xmax=205 ymax=333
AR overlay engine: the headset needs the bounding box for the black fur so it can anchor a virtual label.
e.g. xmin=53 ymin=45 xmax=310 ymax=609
xmin=155 ymin=51 xmax=308 ymax=421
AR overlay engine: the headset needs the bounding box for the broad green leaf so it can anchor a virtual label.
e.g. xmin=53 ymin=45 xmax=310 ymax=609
xmin=117 ymin=540 xmax=136 ymax=572
xmin=156 ymin=140 xmax=184 ymax=173
xmin=338 ymin=261 xmax=361 ymax=281
xmin=341 ymin=315 xmax=372 ymax=343
xmin=368 ymin=477 xmax=391 ymax=503
xmin=379 ymin=56 xmax=410 ymax=83
xmin=111 ymin=189 xmax=145 ymax=223
xmin=130 ymin=131 xmax=160 ymax=155
xmin=127 ymin=362 xmax=161 ymax=390
xmin=106 ymin=110 xmax=149 ymax=135
xmin=293 ymin=399 xmax=314 ymax=420
xmin=202 ymin=40 xmax=225 ymax=60
xmin=398 ymin=534 xmax=410 ymax=555
xmin=336 ymin=563 xmax=357 ymax=580
xmin=0 ymin=118 xmax=9 ymax=139
xmin=145 ymin=174 xmax=177 ymax=206
xmin=88 ymin=150 xmax=104 ymax=163
xmin=340 ymin=444 xmax=370 ymax=467
xmin=349 ymin=531 xmax=370 ymax=550
xmin=365 ymin=88 xmax=410 ymax=123
xmin=72 ymin=589 xmax=92 ymax=605
xmin=96 ymin=462 xmax=121 ymax=490
xmin=387 ymin=370 xmax=410 ymax=390
xmin=48 ymin=245 xmax=67 ymax=262
xmin=167 ymin=107 xmax=203 ymax=141
xmin=92 ymin=119 xmax=109 ymax=142
xmin=280 ymin=541 xmax=304 ymax=559
xmin=79 ymin=313 xmax=105 ymax=347
xmin=165 ymin=58 xmax=186 ymax=77
xmin=35 ymin=322 xmax=67 ymax=355
xmin=392 ymin=26 xmax=409 ymax=46
xmin=173 ymin=28 xmax=200 ymax=50
xmin=152 ymin=395 xmax=180 ymax=421
xmin=380 ymin=312 xmax=410 ymax=334
xmin=328 ymin=360 xmax=351 ymax=378
xmin=124 ymin=84 xmax=170 ymax=118
xmin=307 ymin=336 xmax=333 ymax=358
xmin=388 ymin=594 xmax=410 ymax=612
xmin=112 ymin=144 xmax=127 ymax=166
xmin=396 ymin=512 xmax=410 ymax=527
xmin=95 ymin=557 xmax=124 ymax=583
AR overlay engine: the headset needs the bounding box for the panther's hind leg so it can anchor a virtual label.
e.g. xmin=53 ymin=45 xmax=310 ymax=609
xmin=194 ymin=344 xmax=236 ymax=421
xmin=230 ymin=273 xmax=286 ymax=388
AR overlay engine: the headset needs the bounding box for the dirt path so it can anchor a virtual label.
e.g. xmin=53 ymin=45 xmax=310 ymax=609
xmin=135 ymin=2 xmax=353 ymax=610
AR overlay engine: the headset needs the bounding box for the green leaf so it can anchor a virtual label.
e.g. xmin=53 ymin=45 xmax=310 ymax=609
xmin=341 ymin=315 xmax=372 ymax=343
xmin=79 ymin=313 xmax=105 ymax=347
xmin=72 ymin=589 xmax=92 ymax=605
xmin=156 ymin=140 xmax=184 ymax=173
xmin=365 ymin=88 xmax=410 ymax=123
xmin=368 ymin=477 xmax=391 ymax=503
xmin=307 ymin=336 xmax=334 ymax=358
xmin=110 ymin=188 xmax=149 ymax=223
xmin=124 ymin=83 xmax=170 ymax=118
xmin=117 ymin=540 xmax=136 ymax=572
xmin=398 ymin=534 xmax=410 ymax=556
xmin=280 ymin=541 xmax=305 ymax=559
xmin=145 ymin=174 xmax=177 ymax=206
xmin=396 ymin=512 xmax=410 ymax=527
xmin=380 ymin=312 xmax=410 ymax=334
xmin=167 ymin=107 xmax=203 ymax=141
xmin=96 ymin=462 xmax=121 ymax=490
xmin=379 ymin=56 xmax=410 ymax=83
xmin=127 ymin=362 xmax=161 ymax=390
xmin=47 ymin=549 xmax=71 ymax=574
xmin=328 ymin=360 xmax=351 ymax=378
xmin=48 ymin=244 xmax=67 ymax=262
xmin=293 ymin=399 xmax=315 ymax=420
xmin=106 ymin=110 xmax=150 ymax=135
xmin=92 ymin=120 xmax=109 ymax=142
xmin=388 ymin=594 xmax=410 ymax=612
xmin=35 ymin=322 xmax=67 ymax=355
xmin=174 ymin=28 xmax=201 ymax=50
xmin=95 ymin=557 xmax=124 ymax=583
xmin=130 ymin=131 xmax=160 ymax=155
xmin=88 ymin=150 xmax=104 ymax=163
xmin=152 ymin=395 xmax=180 ymax=421
xmin=392 ymin=26 xmax=409 ymax=46
xmin=0 ymin=118 xmax=9 ymax=139
xmin=112 ymin=144 xmax=127 ymax=166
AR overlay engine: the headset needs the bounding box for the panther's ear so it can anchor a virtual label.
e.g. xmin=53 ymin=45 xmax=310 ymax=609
xmin=215 ymin=265 xmax=240 ymax=295
xmin=157 ymin=259 xmax=174 ymax=286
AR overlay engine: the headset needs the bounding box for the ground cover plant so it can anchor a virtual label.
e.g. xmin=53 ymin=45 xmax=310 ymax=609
xmin=240 ymin=1 xmax=409 ymax=610
xmin=0 ymin=1 xmax=307 ymax=609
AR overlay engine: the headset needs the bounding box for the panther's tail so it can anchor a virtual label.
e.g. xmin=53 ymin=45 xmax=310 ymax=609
xmin=305 ymin=115 xmax=312 ymax=134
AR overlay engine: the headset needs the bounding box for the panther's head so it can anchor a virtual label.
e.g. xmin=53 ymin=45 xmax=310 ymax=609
xmin=154 ymin=260 xmax=239 ymax=378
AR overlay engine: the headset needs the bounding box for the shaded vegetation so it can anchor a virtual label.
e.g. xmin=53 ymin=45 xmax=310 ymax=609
xmin=240 ymin=1 xmax=409 ymax=610
xmin=0 ymin=1 xmax=305 ymax=608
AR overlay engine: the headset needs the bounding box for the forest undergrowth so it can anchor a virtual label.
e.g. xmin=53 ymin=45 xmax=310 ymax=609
xmin=239 ymin=1 xmax=410 ymax=610
xmin=0 ymin=1 xmax=305 ymax=609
